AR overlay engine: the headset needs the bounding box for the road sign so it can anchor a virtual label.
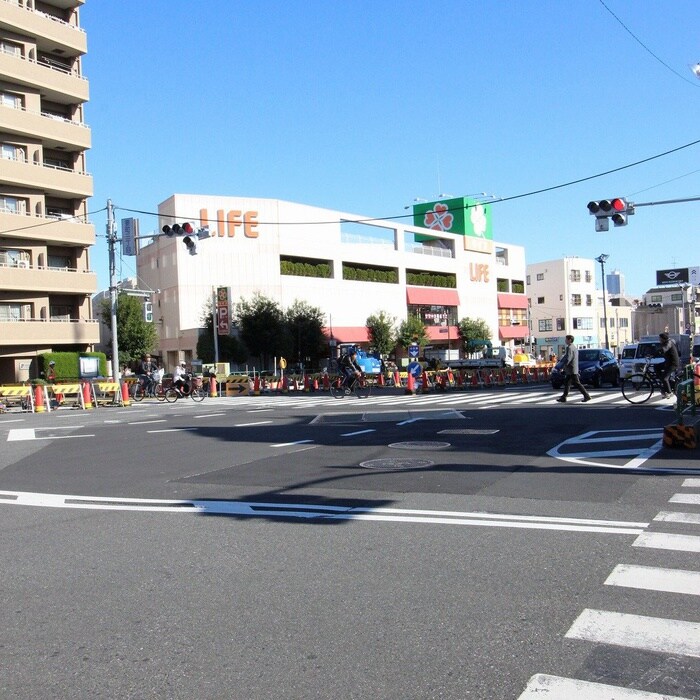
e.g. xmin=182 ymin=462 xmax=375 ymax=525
xmin=408 ymin=344 xmax=420 ymax=358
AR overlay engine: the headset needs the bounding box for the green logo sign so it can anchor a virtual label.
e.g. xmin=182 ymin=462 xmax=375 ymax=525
xmin=412 ymin=197 xmax=492 ymax=240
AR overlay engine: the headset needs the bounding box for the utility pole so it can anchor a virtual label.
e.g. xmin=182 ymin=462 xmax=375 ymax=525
xmin=107 ymin=199 xmax=120 ymax=383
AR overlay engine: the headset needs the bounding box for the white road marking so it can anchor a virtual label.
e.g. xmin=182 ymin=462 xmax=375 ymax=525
xmin=233 ymin=421 xmax=273 ymax=427
xmin=605 ymin=564 xmax=700 ymax=596
xmin=194 ymin=413 xmax=225 ymax=419
xmin=7 ymin=427 xmax=94 ymax=441
xmin=127 ymin=419 xmax=167 ymax=425
xmin=270 ymin=439 xmax=314 ymax=447
xmin=341 ymin=429 xmax=376 ymax=436
xmin=565 ymin=609 xmax=700 ymax=658
xmin=670 ymin=493 xmax=700 ymax=505
xmin=396 ymin=418 xmax=424 ymax=425
xmin=0 ymin=490 xmax=647 ymax=534
xmin=518 ymin=673 xmax=690 ymax=699
xmin=682 ymin=478 xmax=700 ymax=487
xmin=146 ymin=428 xmax=196 ymax=433
xmin=7 ymin=429 xmax=35 ymax=441
xmin=633 ymin=531 xmax=700 ymax=553
xmin=654 ymin=510 xmax=700 ymax=525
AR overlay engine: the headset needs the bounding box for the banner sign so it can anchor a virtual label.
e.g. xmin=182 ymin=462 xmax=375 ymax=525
xmin=216 ymin=286 xmax=230 ymax=336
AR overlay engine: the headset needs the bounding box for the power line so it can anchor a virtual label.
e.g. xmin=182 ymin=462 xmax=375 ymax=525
xmin=598 ymin=0 xmax=700 ymax=88
xmin=115 ymin=136 xmax=700 ymax=226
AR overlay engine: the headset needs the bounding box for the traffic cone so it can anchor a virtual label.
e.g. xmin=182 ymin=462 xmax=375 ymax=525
xmin=394 ymin=369 xmax=401 ymax=387
xmin=121 ymin=381 xmax=131 ymax=407
xmin=304 ymin=375 xmax=310 ymax=392
xmin=405 ymin=371 xmax=415 ymax=395
xmin=421 ymin=370 xmax=430 ymax=393
xmin=322 ymin=373 xmax=330 ymax=391
xmin=81 ymin=380 xmax=93 ymax=409
xmin=470 ymin=371 xmax=479 ymax=389
xmin=378 ymin=372 xmax=385 ymax=386
xmin=281 ymin=375 xmax=289 ymax=393
xmin=33 ymin=384 xmax=45 ymax=413
xmin=211 ymin=375 xmax=219 ymax=397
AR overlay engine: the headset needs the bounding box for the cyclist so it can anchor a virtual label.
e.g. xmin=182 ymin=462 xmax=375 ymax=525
xmin=656 ymin=332 xmax=679 ymax=398
xmin=172 ymin=362 xmax=190 ymax=396
xmin=138 ymin=353 xmax=157 ymax=396
xmin=339 ymin=347 xmax=362 ymax=394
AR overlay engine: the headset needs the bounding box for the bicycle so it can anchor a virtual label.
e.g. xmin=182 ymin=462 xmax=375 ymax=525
xmin=330 ymin=373 xmax=371 ymax=399
xmin=164 ymin=376 xmax=206 ymax=403
xmin=132 ymin=378 xmax=166 ymax=402
xmin=620 ymin=358 xmax=679 ymax=404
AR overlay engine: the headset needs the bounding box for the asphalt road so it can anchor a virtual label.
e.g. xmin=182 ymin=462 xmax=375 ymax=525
xmin=1 ymin=385 xmax=699 ymax=699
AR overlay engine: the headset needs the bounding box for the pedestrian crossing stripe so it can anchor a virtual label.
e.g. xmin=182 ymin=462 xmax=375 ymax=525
xmin=518 ymin=673 xmax=690 ymax=699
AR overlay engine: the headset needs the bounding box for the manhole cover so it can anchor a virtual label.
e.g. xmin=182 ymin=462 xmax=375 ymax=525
xmin=360 ymin=458 xmax=435 ymax=471
xmin=388 ymin=441 xmax=451 ymax=450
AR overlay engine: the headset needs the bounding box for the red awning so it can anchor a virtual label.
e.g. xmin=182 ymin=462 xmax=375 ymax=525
xmin=324 ymin=327 xmax=371 ymax=343
xmin=425 ymin=325 xmax=459 ymax=341
xmin=406 ymin=287 xmax=460 ymax=306
xmin=498 ymin=325 xmax=528 ymax=340
xmin=497 ymin=293 xmax=528 ymax=309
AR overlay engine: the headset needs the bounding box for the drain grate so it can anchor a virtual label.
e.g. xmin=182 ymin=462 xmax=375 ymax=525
xmin=360 ymin=458 xmax=435 ymax=471
xmin=388 ymin=441 xmax=451 ymax=450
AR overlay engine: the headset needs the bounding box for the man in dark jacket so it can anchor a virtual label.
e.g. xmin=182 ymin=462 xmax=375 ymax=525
xmin=657 ymin=332 xmax=680 ymax=398
xmin=556 ymin=335 xmax=591 ymax=403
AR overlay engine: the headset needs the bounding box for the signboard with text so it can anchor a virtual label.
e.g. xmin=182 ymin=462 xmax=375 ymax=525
xmin=216 ymin=286 xmax=230 ymax=336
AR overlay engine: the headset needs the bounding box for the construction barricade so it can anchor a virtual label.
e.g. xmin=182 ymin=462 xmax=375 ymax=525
xmin=90 ymin=380 xmax=124 ymax=407
xmin=0 ymin=384 xmax=35 ymax=412
xmin=50 ymin=383 xmax=86 ymax=410
xmin=225 ymin=375 xmax=252 ymax=397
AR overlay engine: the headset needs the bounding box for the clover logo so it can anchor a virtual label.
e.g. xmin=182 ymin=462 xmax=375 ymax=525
xmin=423 ymin=203 xmax=454 ymax=232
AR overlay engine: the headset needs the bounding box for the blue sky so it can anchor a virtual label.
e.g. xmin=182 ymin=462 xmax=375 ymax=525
xmin=81 ymin=1 xmax=700 ymax=296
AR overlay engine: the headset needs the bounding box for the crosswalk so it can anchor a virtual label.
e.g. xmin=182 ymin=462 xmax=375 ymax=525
xmin=196 ymin=387 xmax=677 ymax=412
xmin=518 ymin=477 xmax=700 ymax=699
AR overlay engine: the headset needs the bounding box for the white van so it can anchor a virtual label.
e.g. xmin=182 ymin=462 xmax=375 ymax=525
xmin=619 ymin=343 xmax=638 ymax=379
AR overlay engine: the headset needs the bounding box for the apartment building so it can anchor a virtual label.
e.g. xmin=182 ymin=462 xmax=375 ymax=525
xmin=0 ymin=0 xmax=97 ymax=382
xmin=526 ymin=257 xmax=600 ymax=359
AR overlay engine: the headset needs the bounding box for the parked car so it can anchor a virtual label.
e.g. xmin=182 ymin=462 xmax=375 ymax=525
xmin=551 ymin=348 xmax=620 ymax=389
xmin=618 ymin=343 xmax=638 ymax=379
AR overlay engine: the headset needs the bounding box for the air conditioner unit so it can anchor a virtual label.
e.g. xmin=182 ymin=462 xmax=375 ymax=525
xmin=16 ymin=260 xmax=29 ymax=269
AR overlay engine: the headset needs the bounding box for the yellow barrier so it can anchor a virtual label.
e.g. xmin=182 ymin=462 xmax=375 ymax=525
xmin=0 ymin=385 xmax=34 ymax=412
xmin=49 ymin=383 xmax=84 ymax=409
xmin=91 ymin=381 xmax=123 ymax=406
xmin=225 ymin=375 xmax=251 ymax=397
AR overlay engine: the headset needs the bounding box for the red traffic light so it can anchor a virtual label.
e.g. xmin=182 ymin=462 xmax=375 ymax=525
xmin=182 ymin=222 xmax=194 ymax=234
xmin=611 ymin=198 xmax=626 ymax=212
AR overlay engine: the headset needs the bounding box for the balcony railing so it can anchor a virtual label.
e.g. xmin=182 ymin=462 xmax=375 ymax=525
xmin=0 ymin=0 xmax=86 ymax=34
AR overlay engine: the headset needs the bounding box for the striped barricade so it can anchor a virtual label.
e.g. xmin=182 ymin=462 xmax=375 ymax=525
xmin=91 ymin=381 xmax=123 ymax=407
xmin=225 ymin=375 xmax=251 ymax=397
xmin=0 ymin=385 xmax=34 ymax=412
xmin=50 ymin=383 xmax=85 ymax=410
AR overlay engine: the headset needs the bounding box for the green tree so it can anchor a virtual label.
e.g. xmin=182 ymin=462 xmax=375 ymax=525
xmin=366 ymin=311 xmax=396 ymax=357
xmin=396 ymin=314 xmax=429 ymax=349
xmin=458 ymin=317 xmax=492 ymax=353
xmin=196 ymin=299 xmax=248 ymax=364
xmin=285 ymin=299 xmax=327 ymax=368
xmin=100 ymin=293 xmax=158 ymax=367
xmin=234 ymin=293 xmax=289 ymax=367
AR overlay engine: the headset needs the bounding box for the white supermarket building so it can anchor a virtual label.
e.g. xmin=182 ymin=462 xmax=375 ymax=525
xmin=135 ymin=194 xmax=529 ymax=371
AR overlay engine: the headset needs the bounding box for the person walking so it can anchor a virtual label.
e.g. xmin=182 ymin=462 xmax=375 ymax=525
xmin=556 ymin=335 xmax=591 ymax=403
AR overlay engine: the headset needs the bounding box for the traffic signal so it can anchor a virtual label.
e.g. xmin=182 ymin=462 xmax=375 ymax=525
xmin=182 ymin=235 xmax=197 ymax=255
xmin=587 ymin=198 xmax=633 ymax=229
xmin=143 ymin=301 xmax=153 ymax=323
xmin=161 ymin=222 xmax=195 ymax=236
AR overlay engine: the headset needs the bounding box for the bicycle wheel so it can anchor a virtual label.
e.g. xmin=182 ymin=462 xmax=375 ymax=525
xmin=154 ymin=385 xmax=166 ymax=402
xmin=190 ymin=387 xmax=205 ymax=402
xmin=329 ymin=378 xmax=346 ymax=399
xmin=621 ymin=374 xmax=654 ymax=404
xmin=354 ymin=378 xmax=371 ymax=399
xmin=132 ymin=384 xmax=145 ymax=402
xmin=164 ymin=388 xmax=179 ymax=403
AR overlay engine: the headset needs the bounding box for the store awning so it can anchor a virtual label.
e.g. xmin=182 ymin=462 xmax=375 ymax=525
xmin=406 ymin=287 xmax=460 ymax=306
xmin=497 ymin=293 xmax=528 ymax=309
xmin=425 ymin=325 xmax=459 ymax=341
xmin=498 ymin=325 xmax=528 ymax=340
xmin=324 ymin=327 xmax=371 ymax=343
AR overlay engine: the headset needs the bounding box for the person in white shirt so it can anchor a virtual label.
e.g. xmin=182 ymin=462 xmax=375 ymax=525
xmin=172 ymin=362 xmax=189 ymax=395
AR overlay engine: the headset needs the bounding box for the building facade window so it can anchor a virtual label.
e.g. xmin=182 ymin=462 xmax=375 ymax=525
xmin=585 ymin=270 xmax=592 ymax=283
xmin=571 ymin=294 xmax=581 ymax=306
xmin=570 ymin=269 xmax=581 ymax=282
xmin=0 ymin=196 xmax=27 ymax=214
xmin=0 ymin=303 xmax=30 ymax=321
xmin=650 ymin=294 xmax=662 ymax=302
xmin=573 ymin=317 xmax=593 ymax=330
xmin=556 ymin=317 xmax=565 ymax=331
xmin=512 ymin=279 xmax=525 ymax=293
xmin=538 ymin=319 xmax=553 ymax=332
xmin=536 ymin=273 xmax=544 ymax=281
xmin=585 ymin=294 xmax=592 ymax=306
xmin=537 ymin=296 xmax=545 ymax=304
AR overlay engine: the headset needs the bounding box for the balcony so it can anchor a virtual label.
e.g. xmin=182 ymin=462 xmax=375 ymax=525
xmin=0 ymin=318 xmax=99 ymax=346
xmin=0 ymin=1 xmax=87 ymax=57
xmin=0 ymin=103 xmax=90 ymax=150
xmin=1 ymin=263 xmax=96 ymax=295
xmin=0 ymin=210 xmax=94 ymax=246
xmin=0 ymin=51 xmax=88 ymax=104
xmin=0 ymin=155 xmax=92 ymax=198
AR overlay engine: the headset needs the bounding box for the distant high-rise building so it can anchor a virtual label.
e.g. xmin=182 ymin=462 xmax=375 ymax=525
xmin=606 ymin=269 xmax=625 ymax=296
xmin=0 ymin=1 xmax=98 ymax=382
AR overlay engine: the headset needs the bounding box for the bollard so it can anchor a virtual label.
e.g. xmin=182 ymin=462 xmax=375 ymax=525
xmin=33 ymin=384 xmax=45 ymax=413
xmin=121 ymin=381 xmax=131 ymax=406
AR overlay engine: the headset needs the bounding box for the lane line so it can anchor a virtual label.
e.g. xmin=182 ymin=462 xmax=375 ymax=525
xmin=605 ymin=564 xmax=700 ymax=596
xmin=233 ymin=421 xmax=273 ymax=427
xmin=194 ymin=413 xmax=225 ymax=419
xmin=517 ymin=673 xmax=690 ymax=699
xmin=565 ymin=609 xmax=700 ymax=658
xmin=670 ymin=493 xmax=700 ymax=505
xmin=127 ymin=419 xmax=167 ymax=425
xmin=270 ymin=439 xmax=314 ymax=447
xmin=341 ymin=429 xmax=376 ymax=436
xmin=633 ymin=532 xmax=700 ymax=553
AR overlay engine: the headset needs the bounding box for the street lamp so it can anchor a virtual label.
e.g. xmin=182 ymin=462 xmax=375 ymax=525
xmin=596 ymin=254 xmax=610 ymax=349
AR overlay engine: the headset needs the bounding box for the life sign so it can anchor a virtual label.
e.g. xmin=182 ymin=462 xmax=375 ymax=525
xmin=199 ymin=209 xmax=259 ymax=238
